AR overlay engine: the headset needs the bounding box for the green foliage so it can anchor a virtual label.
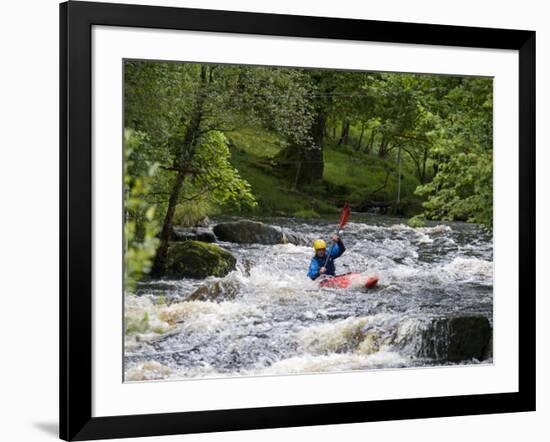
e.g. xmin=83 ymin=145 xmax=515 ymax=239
xmin=226 ymin=127 xmax=283 ymax=158
xmin=173 ymin=200 xmax=217 ymax=227
xmin=218 ymin=65 xmax=314 ymax=145
xmin=228 ymin=137 xmax=338 ymax=215
xmin=407 ymin=214 xmax=427 ymax=228
xmin=188 ymin=131 xmax=257 ymax=209
xmin=228 ymin=125 xmax=421 ymax=216
xmin=124 ymin=129 xmax=160 ymax=291
xmin=416 ymin=151 xmax=493 ymax=226
xmin=232 ymin=153 xmax=321 ymax=214
xmin=293 ymin=209 xmax=321 ymax=218
xmin=125 ymin=61 xmax=314 ymax=151
xmin=125 ymin=61 xmax=198 ymax=153
xmin=323 ymin=146 xmax=419 ymax=203
xmin=124 ymin=60 xmax=493 ymax=232
xmin=415 ymin=78 xmax=493 ymax=227
xmin=124 ymin=61 xmax=316 ymax=248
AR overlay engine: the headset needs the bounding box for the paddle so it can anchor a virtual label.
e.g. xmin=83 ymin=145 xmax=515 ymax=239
xmin=323 ymin=202 xmax=351 ymax=269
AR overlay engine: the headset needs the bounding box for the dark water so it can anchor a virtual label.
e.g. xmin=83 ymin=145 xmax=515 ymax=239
xmin=124 ymin=214 xmax=493 ymax=381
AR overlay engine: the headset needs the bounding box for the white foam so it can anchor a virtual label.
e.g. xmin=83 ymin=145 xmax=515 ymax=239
xmin=442 ymin=257 xmax=493 ymax=278
xmin=125 ymin=360 xmax=172 ymax=381
xmin=418 ymin=225 xmax=452 ymax=234
xmin=124 ymin=294 xmax=264 ymax=345
xmin=258 ymin=351 xmax=407 ymax=375
xmin=296 ymin=314 xmax=399 ymax=355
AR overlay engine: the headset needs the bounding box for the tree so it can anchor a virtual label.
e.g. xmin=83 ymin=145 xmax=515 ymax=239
xmin=415 ymin=77 xmax=493 ymax=226
xmin=124 ymin=61 xmax=314 ymax=274
xmin=277 ymin=70 xmax=371 ymax=187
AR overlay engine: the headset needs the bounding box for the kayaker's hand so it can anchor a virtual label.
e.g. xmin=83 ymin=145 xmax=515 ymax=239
xmin=320 ymin=267 xmax=326 ymax=274
xmin=331 ymin=234 xmax=340 ymax=242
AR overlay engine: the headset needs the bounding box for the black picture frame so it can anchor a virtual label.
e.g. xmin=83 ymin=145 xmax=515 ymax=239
xmin=60 ymin=1 xmax=536 ymax=440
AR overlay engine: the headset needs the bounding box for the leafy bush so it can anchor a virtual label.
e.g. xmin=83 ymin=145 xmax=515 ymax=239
xmin=124 ymin=129 xmax=160 ymax=291
xmin=407 ymin=215 xmax=426 ymax=228
xmin=173 ymin=200 xmax=217 ymax=227
xmin=416 ymin=151 xmax=492 ymax=227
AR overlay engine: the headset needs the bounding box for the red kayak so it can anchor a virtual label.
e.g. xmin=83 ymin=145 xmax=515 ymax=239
xmin=319 ymin=272 xmax=379 ymax=289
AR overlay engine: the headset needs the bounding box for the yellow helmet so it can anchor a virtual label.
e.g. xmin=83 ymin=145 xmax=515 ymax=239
xmin=313 ymin=239 xmax=326 ymax=251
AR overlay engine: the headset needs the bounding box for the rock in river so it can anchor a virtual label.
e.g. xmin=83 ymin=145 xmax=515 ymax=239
xmin=172 ymin=226 xmax=217 ymax=243
xmin=213 ymin=220 xmax=283 ymax=244
xmin=164 ymin=241 xmax=236 ymax=279
xmin=414 ymin=315 xmax=492 ymax=362
xmin=213 ymin=220 xmax=303 ymax=245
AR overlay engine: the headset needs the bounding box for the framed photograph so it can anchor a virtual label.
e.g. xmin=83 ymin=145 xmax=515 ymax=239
xmin=60 ymin=1 xmax=535 ymax=440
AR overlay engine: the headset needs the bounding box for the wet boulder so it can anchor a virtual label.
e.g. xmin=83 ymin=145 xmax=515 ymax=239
xmin=415 ymin=315 xmax=492 ymax=362
xmin=188 ymin=279 xmax=241 ymax=302
xmin=283 ymin=230 xmax=309 ymax=246
xmin=164 ymin=241 xmax=236 ymax=279
xmin=172 ymin=226 xmax=217 ymax=243
xmin=213 ymin=220 xmax=284 ymax=245
xmin=213 ymin=220 xmax=307 ymax=245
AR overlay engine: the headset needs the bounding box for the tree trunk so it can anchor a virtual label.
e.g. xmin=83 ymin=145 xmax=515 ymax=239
xmin=338 ymin=119 xmax=350 ymax=146
xmin=370 ymin=169 xmax=391 ymax=196
xmin=402 ymin=146 xmax=422 ymax=183
xmin=355 ymin=122 xmax=365 ymax=150
xmin=278 ymin=108 xmax=326 ymax=187
xmin=378 ymin=135 xmax=389 ymax=158
xmin=292 ymin=161 xmax=302 ymax=190
xmin=396 ymin=143 xmax=402 ymax=204
xmin=343 ymin=120 xmax=350 ymax=145
xmin=150 ymin=172 xmax=185 ymax=275
xmin=421 ymin=145 xmax=429 ymax=183
xmin=298 ymin=110 xmax=326 ymax=184
xmin=366 ymin=129 xmax=376 ymax=154
xmin=151 ymin=66 xmax=208 ymax=275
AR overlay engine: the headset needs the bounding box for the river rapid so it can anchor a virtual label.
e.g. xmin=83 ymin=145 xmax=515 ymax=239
xmin=124 ymin=214 xmax=493 ymax=382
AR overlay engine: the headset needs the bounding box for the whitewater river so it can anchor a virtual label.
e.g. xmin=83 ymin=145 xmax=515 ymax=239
xmin=124 ymin=214 xmax=493 ymax=381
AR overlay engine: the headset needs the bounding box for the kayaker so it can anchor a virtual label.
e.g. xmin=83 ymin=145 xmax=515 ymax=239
xmin=307 ymin=234 xmax=346 ymax=280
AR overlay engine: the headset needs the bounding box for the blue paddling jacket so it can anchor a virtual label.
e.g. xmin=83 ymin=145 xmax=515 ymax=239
xmin=307 ymin=239 xmax=346 ymax=280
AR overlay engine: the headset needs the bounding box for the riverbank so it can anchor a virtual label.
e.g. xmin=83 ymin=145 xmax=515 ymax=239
xmin=224 ymin=127 xmax=424 ymax=219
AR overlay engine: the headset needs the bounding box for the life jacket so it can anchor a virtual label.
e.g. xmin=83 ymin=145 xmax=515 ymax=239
xmin=311 ymin=255 xmax=336 ymax=277
xmin=307 ymin=240 xmax=345 ymax=280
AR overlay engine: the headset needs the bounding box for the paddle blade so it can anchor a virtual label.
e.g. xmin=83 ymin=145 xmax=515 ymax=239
xmin=338 ymin=202 xmax=351 ymax=230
